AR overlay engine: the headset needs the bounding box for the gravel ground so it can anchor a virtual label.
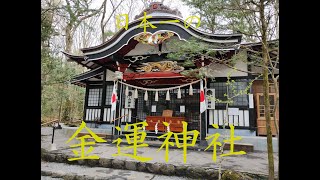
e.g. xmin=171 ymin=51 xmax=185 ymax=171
xmin=41 ymin=161 xmax=192 ymax=180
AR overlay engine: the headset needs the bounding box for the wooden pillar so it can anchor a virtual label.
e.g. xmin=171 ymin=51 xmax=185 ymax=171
xmin=249 ymin=84 xmax=256 ymax=131
xmin=200 ymin=111 xmax=206 ymax=139
xmin=247 ymin=61 xmax=256 ymax=131
xmin=100 ymin=67 xmax=107 ymax=122
xmin=199 ymin=59 xmax=208 ymax=146
xmin=114 ymin=81 xmax=122 ymax=135
xmin=83 ymin=84 xmax=89 ymax=121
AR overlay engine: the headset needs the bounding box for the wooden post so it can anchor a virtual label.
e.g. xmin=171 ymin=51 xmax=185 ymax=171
xmin=249 ymin=84 xmax=256 ymax=131
xmin=114 ymin=81 xmax=122 ymax=135
xmin=100 ymin=66 xmax=107 ymax=122
xmin=200 ymin=78 xmax=208 ymax=147
xmin=83 ymin=85 xmax=89 ymax=121
xmin=247 ymin=62 xmax=256 ymax=131
xmin=51 ymin=126 xmax=55 ymax=144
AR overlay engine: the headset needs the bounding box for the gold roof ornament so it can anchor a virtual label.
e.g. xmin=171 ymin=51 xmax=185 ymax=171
xmin=134 ymin=31 xmax=174 ymax=46
xmin=137 ymin=61 xmax=184 ymax=72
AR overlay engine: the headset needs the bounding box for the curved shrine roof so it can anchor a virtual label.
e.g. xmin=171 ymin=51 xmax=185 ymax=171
xmin=63 ymin=2 xmax=242 ymax=65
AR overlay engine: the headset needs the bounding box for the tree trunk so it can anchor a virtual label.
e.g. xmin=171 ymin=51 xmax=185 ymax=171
xmin=101 ymin=28 xmax=106 ymax=43
xmin=271 ymin=76 xmax=279 ymax=170
xmin=272 ymin=77 xmax=279 ymax=135
xmin=273 ymin=77 xmax=279 ymax=179
xmin=65 ymin=23 xmax=73 ymax=53
xmin=100 ymin=0 xmax=107 ymax=43
xmin=262 ymin=50 xmax=275 ymax=180
xmin=260 ymin=0 xmax=275 ymax=179
xmin=58 ymin=95 xmax=63 ymax=122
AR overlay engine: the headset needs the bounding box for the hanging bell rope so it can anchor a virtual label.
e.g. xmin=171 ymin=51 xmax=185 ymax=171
xmin=155 ymin=122 xmax=158 ymax=134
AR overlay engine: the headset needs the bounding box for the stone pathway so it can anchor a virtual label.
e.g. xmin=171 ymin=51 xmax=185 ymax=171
xmin=41 ymin=127 xmax=278 ymax=179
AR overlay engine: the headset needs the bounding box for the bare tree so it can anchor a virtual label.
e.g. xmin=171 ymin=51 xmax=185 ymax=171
xmin=100 ymin=0 xmax=124 ymax=43
xmin=62 ymin=0 xmax=104 ymax=53
xmin=73 ymin=15 xmax=100 ymax=52
xmin=232 ymin=1 xmax=278 ymax=179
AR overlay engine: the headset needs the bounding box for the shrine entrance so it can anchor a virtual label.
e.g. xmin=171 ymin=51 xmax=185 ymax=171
xmin=135 ymin=87 xmax=200 ymax=132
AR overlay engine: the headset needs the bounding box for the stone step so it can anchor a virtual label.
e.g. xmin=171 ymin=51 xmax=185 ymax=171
xmin=41 ymin=176 xmax=63 ymax=180
xmin=224 ymin=143 xmax=254 ymax=152
xmin=42 ymin=161 xmax=186 ymax=180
